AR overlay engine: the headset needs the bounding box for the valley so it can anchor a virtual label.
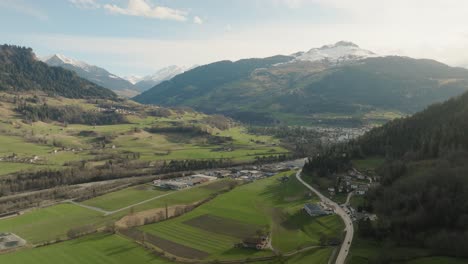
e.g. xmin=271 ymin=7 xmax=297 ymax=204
xmin=2 ymin=4 xmax=468 ymax=261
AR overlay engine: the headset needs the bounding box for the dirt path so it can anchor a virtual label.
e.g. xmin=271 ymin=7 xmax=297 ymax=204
xmin=68 ymin=191 xmax=177 ymax=216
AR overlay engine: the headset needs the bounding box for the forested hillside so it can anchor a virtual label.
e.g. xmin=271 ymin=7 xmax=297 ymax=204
xmin=134 ymin=54 xmax=468 ymax=125
xmin=0 ymin=45 xmax=116 ymax=99
xmin=305 ymin=90 xmax=468 ymax=259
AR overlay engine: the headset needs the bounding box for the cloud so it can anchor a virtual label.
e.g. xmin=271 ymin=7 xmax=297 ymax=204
xmin=193 ymin=16 xmax=203 ymax=25
xmin=0 ymin=0 xmax=48 ymax=20
xmin=69 ymin=0 xmax=100 ymax=9
xmin=103 ymin=0 xmax=188 ymax=21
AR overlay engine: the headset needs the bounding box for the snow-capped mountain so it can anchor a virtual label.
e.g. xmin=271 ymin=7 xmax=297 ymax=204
xmin=135 ymin=65 xmax=190 ymax=92
xmin=123 ymin=75 xmax=143 ymax=85
xmin=294 ymin=41 xmax=378 ymax=64
xmin=41 ymin=54 xmax=137 ymax=96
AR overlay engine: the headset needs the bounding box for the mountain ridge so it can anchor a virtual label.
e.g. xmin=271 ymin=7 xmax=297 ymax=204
xmin=0 ymin=45 xmax=116 ymax=99
xmin=134 ymin=42 xmax=468 ymax=125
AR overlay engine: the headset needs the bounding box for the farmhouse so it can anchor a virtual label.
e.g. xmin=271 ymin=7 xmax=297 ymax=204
xmin=0 ymin=233 xmax=26 ymax=250
xmin=304 ymin=203 xmax=331 ymax=217
xmin=241 ymin=236 xmax=269 ymax=250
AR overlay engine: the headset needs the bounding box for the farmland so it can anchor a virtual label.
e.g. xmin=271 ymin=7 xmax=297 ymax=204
xmin=0 ymin=92 xmax=289 ymax=178
xmin=0 ymin=180 xmax=233 ymax=244
xmin=139 ymin=171 xmax=344 ymax=260
xmin=0 ymin=233 xmax=170 ymax=264
xmin=82 ymin=185 xmax=172 ymax=211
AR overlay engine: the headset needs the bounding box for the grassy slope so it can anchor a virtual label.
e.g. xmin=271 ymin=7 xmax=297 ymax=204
xmin=140 ymin=171 xmax=344 ymax=259
xmin=0 ymin=233 xmax=169 ymax=264
xmin=0 ymin=93 xmax=288 ymax=176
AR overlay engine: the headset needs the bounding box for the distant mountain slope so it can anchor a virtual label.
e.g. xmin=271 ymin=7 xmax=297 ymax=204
xmin=354 ymin=89 xmax=468 ymax=159
xmin=42 ymin=54 xmax=136 ymax=97
xmin=134 ymin=65 xmax=189 ymax=92
xmin=0 ymin=45 xmax=116 ymax=99
xmin=134 ymin=42 xmax=468 ymax=125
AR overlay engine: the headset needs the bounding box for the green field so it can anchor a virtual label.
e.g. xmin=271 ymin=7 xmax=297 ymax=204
xmin=140 ymin=171 xmax=344 ymax=259
xmin=82 ymin=185 xmax=172 ymax=211
xmin=0 ymin=180 xmax=232 ymax=244
xmin=0 ymin=233 xmax=169 ymax=264
xmin=0 ymin=204 xmax=103 ymax=244
xmin=252 ymin=248 xmax=334 ymax=264
xmin=0 ymin=92 xmax=289 ymax=177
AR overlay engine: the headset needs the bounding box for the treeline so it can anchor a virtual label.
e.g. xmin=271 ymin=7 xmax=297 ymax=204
xmin=254 ymin=154 xmax=291 ymax=164
xmin=349 ymin=91 xmax=468 ymax=160
xmin=360 ymin=152 xmax=468 ymax=258
xmin=302 ymin=150 xmax=351 ymax=177
xmin=146 ymin=125 xmax=233 ymax=144
xmin=248 ymin=126 xmax=323 ymax=156
xmin=305 ymin=90 xmax=468 ymax=259
xmin=16 ymin=103 xmax=127 ymax=125
xmin=0 ymin=45 xmax=116 ymax=99
xmin=159 ymin=159 xmax=233 ymax=173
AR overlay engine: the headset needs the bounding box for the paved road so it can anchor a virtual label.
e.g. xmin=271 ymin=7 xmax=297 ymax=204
xmin=296 ymin=170 xmax=354 ymax=264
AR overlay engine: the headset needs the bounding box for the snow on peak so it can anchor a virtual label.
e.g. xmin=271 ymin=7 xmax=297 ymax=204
xmin=42 ymin=53 xmax=90 ymax=69
xmin=294 ymin=41 xmax=377 ymax=64
xmin=143 ymin=65 xmax=190 ymax=82
xmin=123 ymin=75 xmax=142 ymax=84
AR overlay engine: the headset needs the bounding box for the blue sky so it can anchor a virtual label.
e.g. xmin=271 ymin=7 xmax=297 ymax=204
xmin=1 ymin=0 xmax=468 ymax=76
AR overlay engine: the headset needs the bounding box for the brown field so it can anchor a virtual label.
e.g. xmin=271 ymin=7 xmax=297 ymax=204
xmin=120 ymin=228 xmax=209 ymax=259
xmin=183 ymin=214 xmax=260 ymax=239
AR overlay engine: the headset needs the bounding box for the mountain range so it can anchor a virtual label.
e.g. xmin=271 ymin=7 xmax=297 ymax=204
xmin=134 ymin=41 xmax=468 ymax=125
xmin=41 ymin=54 xmax=189 ymax=97
xmin=0 ymin=45 xmax=116 ymax=99
xmin=41 ymin=54 xmax=137 ymax=97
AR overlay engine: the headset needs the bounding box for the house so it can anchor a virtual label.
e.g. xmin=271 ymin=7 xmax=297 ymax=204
xmin=356 ymin=174 xmax=366 ymax=180
xmin=304 ymin=203 xmax=330 ymax=217
xmin=242 ymin=236 xmax=269 ymax=250
xmin=356 ymin=185 xmax=369 ymax=195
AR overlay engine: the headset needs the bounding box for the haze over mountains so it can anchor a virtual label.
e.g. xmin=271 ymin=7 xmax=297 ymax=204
xmin=134 ymin=41 xmax=468 ymax=125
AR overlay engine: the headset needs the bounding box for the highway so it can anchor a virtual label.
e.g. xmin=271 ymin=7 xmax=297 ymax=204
xmin=296 ymin=170 xmax=354 ymax=264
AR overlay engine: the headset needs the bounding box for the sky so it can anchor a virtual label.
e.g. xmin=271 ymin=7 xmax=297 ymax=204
xmin=1 ymin=0 xmax=468 ymax=77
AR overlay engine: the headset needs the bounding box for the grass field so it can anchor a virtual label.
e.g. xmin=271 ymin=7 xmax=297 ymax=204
xmin=251 ymin=248 xmax=334 ymax=264
xmin=0 ymin=180 xmax=233 ymax=245
xmin=0 ymin=204 xmax=103 ymax=244
xmin=140 ymin=171 xmax=344 ymax=259
xmin=0 ymin=92 xmax=289 ymax=176
xmin=0 ymin=233 xmax=170 ymax=264
xmin=82 ymin=185 xmax=172 ymax=211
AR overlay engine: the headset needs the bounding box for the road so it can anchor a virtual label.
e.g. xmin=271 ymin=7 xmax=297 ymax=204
xmin=296 ymin=170 xmax=354 ymax=264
